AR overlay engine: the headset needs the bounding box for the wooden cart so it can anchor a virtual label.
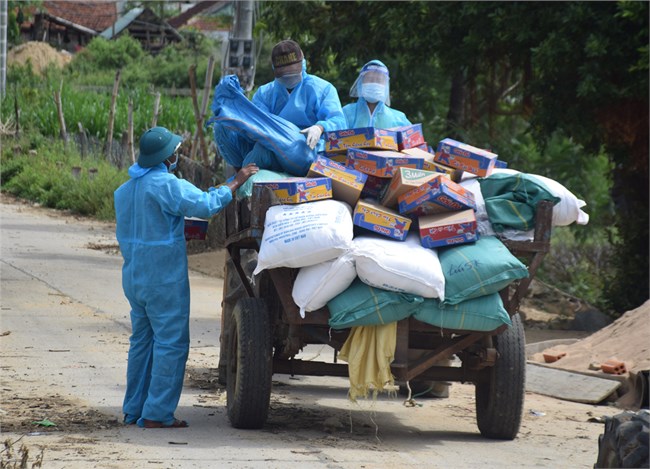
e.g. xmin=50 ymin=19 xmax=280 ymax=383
xmin=216 ymin=185 xmax=553 ymax=440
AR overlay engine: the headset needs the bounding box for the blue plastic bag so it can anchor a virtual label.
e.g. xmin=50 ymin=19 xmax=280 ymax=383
xmin=209 ymin=75 xmax=317 ymax=176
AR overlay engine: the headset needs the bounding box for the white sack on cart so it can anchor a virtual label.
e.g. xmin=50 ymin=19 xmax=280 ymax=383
xmin=292 ymin=254 xmax=357 ymax=318
xmin=253 ymin=199 xmax=353 ymax=275
xmin=352 ymin=233 xmax=445 ymax=300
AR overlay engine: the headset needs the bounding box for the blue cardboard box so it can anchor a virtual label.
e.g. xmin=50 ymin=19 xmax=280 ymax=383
xmin=325 ymin=127 xmax=398 ymax=153
xmin=353 ymin=199 xmax=412 ymax=241
xmin=434 ymin=138 xmax=498 ymax=177
xmin=254 ymin=177 xmax=332 ymax=204
xmin=419 ymin=209 xmax=478 ymax=248
xmin=347 ymin=148 xmax=425 ymax=178
xmin=389 ymin=123 xmax=425 ymax=150
xmin=398 ymin=175 xmax=477 ymax=216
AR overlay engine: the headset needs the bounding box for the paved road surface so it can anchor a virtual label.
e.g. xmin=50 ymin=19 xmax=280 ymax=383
xmin=0 ymin=195 xmax=617 ymax=468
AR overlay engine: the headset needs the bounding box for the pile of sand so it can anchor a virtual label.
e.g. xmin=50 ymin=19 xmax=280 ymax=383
xmin=7 ymin=41 xmax=72 ymax=75
xmin=531 ymin=300 xmax=650 ymax=375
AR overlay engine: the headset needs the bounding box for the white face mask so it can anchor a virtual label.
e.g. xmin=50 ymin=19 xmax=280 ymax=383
xmin=276 ymin=73 xmax=302 ymax=90
xmin=168 ymin=153 xmax=178 ymax=172
xmin=361 ymin=83 xmax=386 ymax=103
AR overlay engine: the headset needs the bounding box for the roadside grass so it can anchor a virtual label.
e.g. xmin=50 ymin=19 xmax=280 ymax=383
xmin=1 ymin=136 xmax=127 ymax=221
xmin=1 ymin=438 xmax=44 ymax=468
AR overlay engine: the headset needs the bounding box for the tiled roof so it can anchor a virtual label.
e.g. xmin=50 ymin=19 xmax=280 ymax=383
xmin=43 ymin=0 xmax=117 ymax=32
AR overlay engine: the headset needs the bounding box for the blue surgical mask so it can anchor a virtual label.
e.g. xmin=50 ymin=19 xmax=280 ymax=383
xmin=276 ymin=73 xmax=302 ymax=90
xmin=362 ymin=83 xmax=386 ymax=103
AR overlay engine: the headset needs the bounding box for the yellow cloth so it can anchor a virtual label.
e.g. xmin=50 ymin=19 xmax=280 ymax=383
xmin=338 ymin=322 xmax=397 ymax=401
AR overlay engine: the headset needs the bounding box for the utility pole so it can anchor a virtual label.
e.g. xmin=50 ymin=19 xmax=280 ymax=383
xmin=0 ymin=0 xmax=8 ymax=99
xmin=221 ymin=0 xmax=255 ymax=92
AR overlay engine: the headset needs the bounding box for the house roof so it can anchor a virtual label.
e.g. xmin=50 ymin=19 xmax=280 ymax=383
xmin=168 ymin=1 xmax=231 ymax=29
xmin=99 ymin=6 xmax=143 ymax=39
xmin=100 ymin=7 xmax=183 ymax=42
xmin=42 ymin=1 xmax=117 ymax=33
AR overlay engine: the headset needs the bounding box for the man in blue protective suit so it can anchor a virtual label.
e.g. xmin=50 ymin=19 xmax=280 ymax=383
xmin=114 ymin=127 xmax=258 ymax=428
xmin=254 ymin=39 xmax=346 ymax=151
xmin=239 ymin=39 xmax=346 ymax=168
xmin=343 ymin=60 xmax=411 ymax=129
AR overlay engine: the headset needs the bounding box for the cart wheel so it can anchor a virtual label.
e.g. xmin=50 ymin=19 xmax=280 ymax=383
xmin=218 ymin=251 xmax=257 ymax=385
xmin=594 ymin=411 xmax=649 ymax=468
xmin=475 ymin=312 xmax=525 ymax=440
xmin=226 ymin=297 xmax=272 ymax=429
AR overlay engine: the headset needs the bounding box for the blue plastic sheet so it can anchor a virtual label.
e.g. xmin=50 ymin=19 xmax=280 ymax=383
xmin=209 ymin=75 xmax=317 ymax=176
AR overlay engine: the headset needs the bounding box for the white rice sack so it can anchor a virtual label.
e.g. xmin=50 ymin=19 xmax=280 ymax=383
xmin=528 ymin=174 xmax=590 ymax=226
xmin=292 ymin=254 xmax=356 ymax=318
xmin=352 ymin=233 xmax=445 ymax=299
xmin=253 ymin=200 xmax=353 ymax=275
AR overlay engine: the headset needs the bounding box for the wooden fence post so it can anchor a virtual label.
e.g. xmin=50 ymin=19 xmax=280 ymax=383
xmin=188 ymin=64 xmax=209 ymax=167
xmin=14 ymin=84 xmax=21 ymax=138
xmin=54 ymin=79 xmax=67 ymax=144
xmin=77 ymin=122 xmax=88 ymax=158
xmin=151 ymin=92 xmax=161 ymax=128
xmin=191 ymin=55 xmax=216 ymax=159
xmin=106 ymin=69 xmax=121 ymax=158
xmin=128 ymin=98 xmax=135 ymax=164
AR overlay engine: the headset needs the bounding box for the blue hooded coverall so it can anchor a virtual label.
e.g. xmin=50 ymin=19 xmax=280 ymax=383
xmin=213 ymin=62 xmax=346 ymax=173
xmin=343 ymin=98 xmax=411 ymax=129
xmin=115 ymin=163 xmax=232 ymax=427
xmin=252 ymin=65 xmax=346 ymax=142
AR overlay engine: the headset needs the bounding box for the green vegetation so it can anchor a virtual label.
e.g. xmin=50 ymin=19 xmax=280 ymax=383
xmin=1 ymin=136 xmax=128 ymax=220
xmin=2 ymin=2 xmax=647 ymax=316
xmin=259 ymin=1 xmax=648 ymax=315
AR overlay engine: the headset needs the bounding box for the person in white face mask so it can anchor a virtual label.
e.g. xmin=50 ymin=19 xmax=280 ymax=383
xmin=251 ymin=40 xmax=346 ymax=152
xmin=343 ymin=60 xmax=411 ymax=129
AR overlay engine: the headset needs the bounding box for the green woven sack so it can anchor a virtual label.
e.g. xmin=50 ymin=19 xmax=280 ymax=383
xmin=439 ymin=236 xmax=528 ymax=305
xmin=236 ymin=169 xmax=290 ymax=199
xmin=413 ymin=293 xmax=512 ymax=332
xmin=478 ymin=172 xmax=560 ymax=232
xmin=327 ymin=278 xmax=424 ymax=329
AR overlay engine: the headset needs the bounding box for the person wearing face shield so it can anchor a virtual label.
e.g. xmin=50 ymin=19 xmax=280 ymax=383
xmin=343 ymin=60 xmax=411 ymax=129
xmin=251 ymin=40 xmax=346 ymax=153
xmin=114 ymin=126 xmax=258 ymax=429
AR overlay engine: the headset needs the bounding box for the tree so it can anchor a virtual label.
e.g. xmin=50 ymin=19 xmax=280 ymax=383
xmin=259 ymin=1 xmax=648 ymax=314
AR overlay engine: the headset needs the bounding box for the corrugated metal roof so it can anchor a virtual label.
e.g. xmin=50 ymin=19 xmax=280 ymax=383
xmin=99 ymin=7 xmax=143 ymax=39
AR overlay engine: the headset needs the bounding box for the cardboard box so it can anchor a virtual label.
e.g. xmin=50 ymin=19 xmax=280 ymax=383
xmin=402 ymin=147 xmax=463 ymax=182
xmin=494 ymin=159 xmax=508 ymax=168
xmin=419 ymin=209 xmax=478 ymax=248
xmin=184 ymin=217 xmax=208 ymax=240
xmin=328 ymin=152 xmax=348 ymax=164
xmin=353 ymin=199 xmax=412 ymax=241
xmin=398 ymin=175 xmax=477 ymax=216
xmin=390 ymin=124 xmax=425 ymax=150
xmin=434 ymin=138 xmax=498 ymax=177
xmin=347 ymin=148 xmax=424 ymax=178
xmin=254 ymin=177 xmax=332 ymax=204
xmin=360 ymin=174 xmax=390 ymax=200
xmin=325 ymin=127 xmax=398 ymax=153
xmin=308 ymin=156 xmax=367 ymax=208
xmin=380 ymin=167 xmax=440 ymax=209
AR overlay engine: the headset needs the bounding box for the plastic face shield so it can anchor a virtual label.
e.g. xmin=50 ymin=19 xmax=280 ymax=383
xmin=350 ymin=63 xmax=391 ymax=106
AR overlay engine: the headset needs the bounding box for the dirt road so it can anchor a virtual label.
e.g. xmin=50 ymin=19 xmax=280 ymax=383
xmin=0 ymin=194 xmax=620 ymax=468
